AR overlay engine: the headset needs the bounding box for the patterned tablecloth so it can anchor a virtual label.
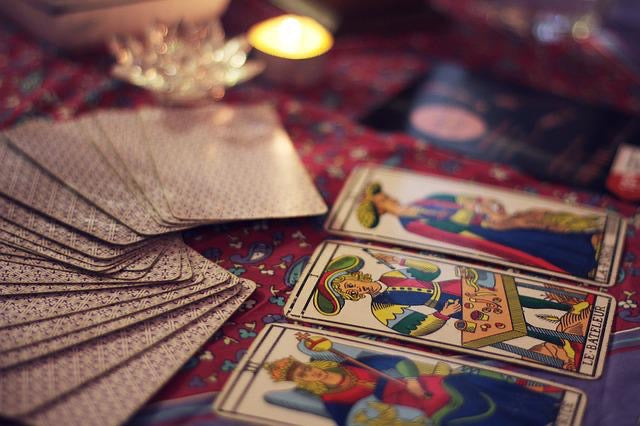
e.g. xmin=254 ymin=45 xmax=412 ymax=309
xmin=1 ymin=1 xmax=639 ymax=425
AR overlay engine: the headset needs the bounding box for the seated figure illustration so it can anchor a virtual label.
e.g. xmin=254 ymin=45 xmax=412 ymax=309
xmin=313 ymin=253 xmax=593 ymax=371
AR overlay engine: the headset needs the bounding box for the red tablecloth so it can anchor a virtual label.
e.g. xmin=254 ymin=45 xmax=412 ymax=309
xmin=1 ymin=1 xmax=639 ymax=425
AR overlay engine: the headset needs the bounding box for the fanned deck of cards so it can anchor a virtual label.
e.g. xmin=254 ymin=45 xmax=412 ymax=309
xmin=0 ymin=102 xmax=330 ymax=425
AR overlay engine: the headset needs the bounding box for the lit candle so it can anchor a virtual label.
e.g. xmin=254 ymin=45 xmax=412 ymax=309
xmin=248 ymin=15 xmax=334 ymax=86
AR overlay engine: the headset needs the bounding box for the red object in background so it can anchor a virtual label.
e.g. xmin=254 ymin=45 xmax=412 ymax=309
xmin=607 ymin=173 xmax=640 ymax=201
xmin=607 ymin=144 xmax=640 ymax=201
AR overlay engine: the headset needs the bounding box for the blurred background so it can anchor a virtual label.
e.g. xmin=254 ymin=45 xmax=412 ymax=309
xmin=1 ymin=1 xmax=639 ymax=425
xmin=4 ymin=0 xmax=638 ymax=194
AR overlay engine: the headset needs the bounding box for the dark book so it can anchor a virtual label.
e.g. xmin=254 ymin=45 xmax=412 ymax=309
xmin=361 ymin=63 xmax=640 ymax=191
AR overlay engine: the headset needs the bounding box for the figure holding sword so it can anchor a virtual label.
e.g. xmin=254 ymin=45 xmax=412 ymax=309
xmin=264 ymin=333 xmax=565 ymax=425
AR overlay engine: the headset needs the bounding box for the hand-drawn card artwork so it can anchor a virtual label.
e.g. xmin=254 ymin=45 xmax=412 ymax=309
xmin=285 ymin=241 xmax=615 ymax=379
xmin=215 ymin=324 xmax=586 ymax=426
xmin=325 ymin=165 xmax=626 ymax=287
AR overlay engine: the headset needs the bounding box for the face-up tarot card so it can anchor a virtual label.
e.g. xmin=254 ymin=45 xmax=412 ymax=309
xmin=215 ymin=323 xmax=586 ymax=425
xmin=285 ymin=241 xmax=615 ymax=379
xmin=326 ymin=165 xmax=626 ymax=286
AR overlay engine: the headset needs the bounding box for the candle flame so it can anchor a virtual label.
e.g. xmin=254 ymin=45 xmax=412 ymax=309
xmin=277 ymin=17 xmax=304 ymax=55
xmin=247 ymin=15 xmax=333 ymax=60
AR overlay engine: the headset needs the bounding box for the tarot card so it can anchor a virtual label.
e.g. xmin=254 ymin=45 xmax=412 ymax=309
xmin=0 ymin=255 xmax=191 ymax=327
xmin=20 ymin=280 xmax=255 ymax=426
xmin=0 ymin=232 xmax=170 ymax=276
xmin=0 ymin=268 xmax=238 ymax=368
xmin=285 ymin=241 xmax=615 ymax=379
xmin=0 ymin=248 xmax=221 ymax=352
xmin=215 ymin=323 xmax=586 ymax=426
xmin=326 ymin=165 xmax=626 ymax=286
xmin=84 ymin=114 xmax=185 ymax=229
xmin=0 ymin=252 xmax=191 ymax=297
xmin=0 ymin=193 xmax=150 ymax=260
xmin=92 ymin=109 xmax=202 ymax=226
xmin=138 ymin=105 xmax=327 ymax=221
xmin=0 ymin=280 xmax=190 ymax=296
xmin=4 ymin=117 xmax=173 ymax=235
xmin=0 ymin=274 xmax=248 ymax=416
xmin=0 ymin=221 xmax=161 ymax=272
xmin=0 ymin=137 xmax=143 ymax=245
xmin=0 ymin=235 xmax=189 ymax=292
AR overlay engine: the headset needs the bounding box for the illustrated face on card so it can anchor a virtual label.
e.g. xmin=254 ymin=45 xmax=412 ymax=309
xmin=215 ymin=324 xmax=586 ymax=426
xmin=285 ymin=241 xmax=615 ymax=379
xmin=325 ymin=165 xmax=626 ymax=286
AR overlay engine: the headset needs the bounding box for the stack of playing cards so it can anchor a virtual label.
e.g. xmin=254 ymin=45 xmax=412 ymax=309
xmin=0 ymin=103 xmax=326 ymax=425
